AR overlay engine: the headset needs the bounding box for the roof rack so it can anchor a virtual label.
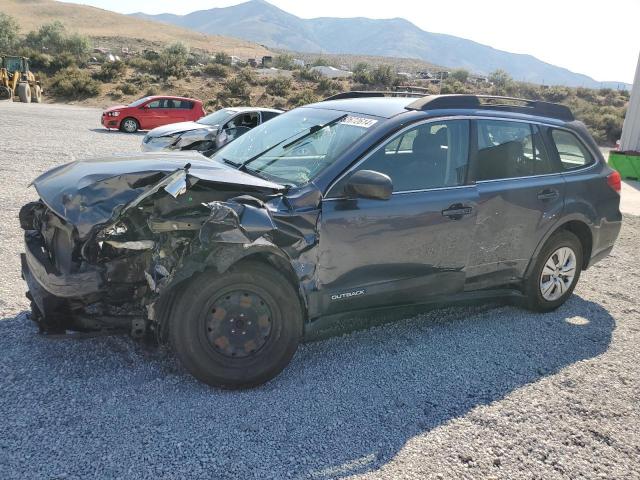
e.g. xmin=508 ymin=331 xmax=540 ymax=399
xmin=406 ymin=95 xmax=574 ymax=121
xmin=323 ymin=90 xmax=426 ymax=101
xmin=322 ymin=92 xmax=574 ymax=121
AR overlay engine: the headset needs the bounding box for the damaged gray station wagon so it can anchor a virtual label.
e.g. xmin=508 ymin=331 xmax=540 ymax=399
xmin=20 ymin=93 xmax=622 ymax=388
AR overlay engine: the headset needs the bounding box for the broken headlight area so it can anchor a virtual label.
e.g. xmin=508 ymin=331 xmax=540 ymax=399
xmin=19 ymin=162 xmax=317 ymax=340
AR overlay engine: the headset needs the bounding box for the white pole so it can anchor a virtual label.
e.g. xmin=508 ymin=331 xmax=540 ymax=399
xmin=620 ymin=51 xmax=640 ymax=152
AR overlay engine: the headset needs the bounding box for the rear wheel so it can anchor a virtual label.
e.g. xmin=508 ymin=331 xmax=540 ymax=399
xmin=169 ymin=262 xmax=303 ymax=388
xmin=0 ymin=86 xmax=12 ymax=101
xmin=31 ymin=85 xmax=42 ymax=103
xmin=120 ymin=117 xmax=139 ymax=133
xmin=524 ymin=230 xmax=583 ymax=312
xmin=17 ymin=83 xmax=31 ymax=103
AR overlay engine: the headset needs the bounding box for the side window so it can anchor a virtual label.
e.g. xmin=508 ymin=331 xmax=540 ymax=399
xmin=238 ymin=112 xmax=259 ymax=129
xmin=551 ymin=129 xmax=594 ymax=170
xmin=476 ymin=120 xmax=553 ymax=180
xmin=172 ymin=100 xmax=193 ymax=109
xmin=353 ymin=120 xmax=470 ymax=192
xmin=146 ymin=100 xmax=163 ymax=109
xmin=385 ymin=130 xmax=416 ymax=154
xmin=261 ymin=111 xmax=280 ymax=122
xmin=223 ymin=115 xmax=240 ymax=130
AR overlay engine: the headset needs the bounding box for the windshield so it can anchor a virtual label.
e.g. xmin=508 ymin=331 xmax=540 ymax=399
xmin=210 ymin=107 xmax=378 ymax=186
xmin=197 ymin=108 xmax=235 ymax=127
xmin=4 ymin=57 xmax=22 ymax=72
xmin=128 ymin=96 xmax=152 ymax=107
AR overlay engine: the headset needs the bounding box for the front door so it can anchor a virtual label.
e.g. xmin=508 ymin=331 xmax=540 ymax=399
xmin=139 ymin=98 xmax=170 ymax=129
xmin=317 ymin=119 xmax=478 ymax=315
xmin=466 ymin=119 xmax=566 ymax=289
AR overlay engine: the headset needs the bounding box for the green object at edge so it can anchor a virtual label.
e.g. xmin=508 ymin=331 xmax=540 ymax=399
xmin=608 ymin=151 xmax=640 ymax=180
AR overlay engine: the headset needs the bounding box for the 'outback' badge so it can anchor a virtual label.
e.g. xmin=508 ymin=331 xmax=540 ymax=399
xmin=331 ymin=289 xmax=366 ymax=301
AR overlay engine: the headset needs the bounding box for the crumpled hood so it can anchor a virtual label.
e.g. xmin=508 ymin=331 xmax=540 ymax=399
xmin=146 ymin=121 xmax=217 ymax=138
xmin=32 ymin=151 xmax=285 ymax=239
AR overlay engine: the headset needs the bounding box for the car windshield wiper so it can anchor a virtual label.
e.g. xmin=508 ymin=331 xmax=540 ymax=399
xmin=241 ymin=165 xmax=295 ymax=188
xmin=219 ymin=157 xmax=241 ymax=167
xmin=239 ymin=114 xmax=348 ymax=171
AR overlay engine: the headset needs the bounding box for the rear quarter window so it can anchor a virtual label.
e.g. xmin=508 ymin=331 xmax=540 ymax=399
xmin=260 ymin=111 xmax=280 ymax=122
xmin=551 ymin=129 xmax=594 ymax=170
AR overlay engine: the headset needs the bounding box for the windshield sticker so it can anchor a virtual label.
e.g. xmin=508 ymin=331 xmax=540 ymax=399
xmin=340 ymin=116 xmax=378 ymax=128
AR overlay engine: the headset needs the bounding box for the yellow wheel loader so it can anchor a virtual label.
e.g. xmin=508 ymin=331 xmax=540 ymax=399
xmin=0 ymin=56 xmax=43 ymax=103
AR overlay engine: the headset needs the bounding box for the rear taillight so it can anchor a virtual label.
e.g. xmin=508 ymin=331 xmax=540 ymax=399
xmin=607 ymin=170 xmax=622 ymax=194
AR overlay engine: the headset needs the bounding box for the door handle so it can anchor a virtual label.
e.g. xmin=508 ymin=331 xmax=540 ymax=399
xmin=537 ymin=189 xmax=559 ymax=201
xmin=442 ymin=204 xmax=473 ymax=219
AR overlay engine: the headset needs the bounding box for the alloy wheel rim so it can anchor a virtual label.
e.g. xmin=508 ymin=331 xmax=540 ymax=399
xmin=123 ymin=120 xmax=136 ymax=132
xmin=206 ymin=290 xmax=273 ymax=359
xmin=539 ymin=246 xmax=577 ymax=301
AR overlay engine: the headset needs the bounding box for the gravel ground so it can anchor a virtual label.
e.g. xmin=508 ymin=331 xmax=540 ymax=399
xmin=1 ymin=102 xmax=639 ymax=479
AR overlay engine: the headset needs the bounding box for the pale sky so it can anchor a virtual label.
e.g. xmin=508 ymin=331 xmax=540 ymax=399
xmin=60 ymin=0 xmax=640 ymax=83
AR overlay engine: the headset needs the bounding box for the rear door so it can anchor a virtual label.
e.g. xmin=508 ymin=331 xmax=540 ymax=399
xmin=317 ymin=119 xmax=479 ymax=315
xmin=172 ymin=100 xmax=195 ymax=122
xmin=467 ymin=119 xmax=565 ymax=289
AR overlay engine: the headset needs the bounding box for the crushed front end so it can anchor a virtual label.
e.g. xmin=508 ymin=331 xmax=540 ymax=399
xmin=19 ymin=153 xmax=319 ymax=338
xmin=20 ymin=200 xmax=148 ymax=334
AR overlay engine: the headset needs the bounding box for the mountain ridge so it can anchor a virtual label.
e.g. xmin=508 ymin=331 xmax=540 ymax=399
xmin=0 ymin=0 xmax=271 ymax=58
xmin=132 ymin=0 xmax=628 ymax=89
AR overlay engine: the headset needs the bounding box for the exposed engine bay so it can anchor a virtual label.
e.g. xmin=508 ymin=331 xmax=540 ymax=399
xmin=19 ymin=152 xmax=321 ymax=339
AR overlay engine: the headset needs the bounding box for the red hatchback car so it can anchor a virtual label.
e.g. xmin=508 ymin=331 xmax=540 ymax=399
xmin=101 ymin=95 xmax=206 ymax=133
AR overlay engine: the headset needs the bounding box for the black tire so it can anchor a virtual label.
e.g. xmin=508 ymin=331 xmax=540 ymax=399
xmin=17 ymin=83 xmax=31 ymax=103
xmin=120 ymin=117 xmax=139 ymax=133
xmin=31 ymin=85 xmax=43 ymax=103
xmin=169 ymin=261 xmax=303 ymax=388
xmin=0 ymin=86 xmax=12 ymax=101
xmin=524 ymin=230 xmax=583 ymax=312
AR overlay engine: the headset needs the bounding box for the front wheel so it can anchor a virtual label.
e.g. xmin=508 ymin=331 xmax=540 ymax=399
xmin=17 ymin=83 xmax=31 ymax=103
xmin=169 ymin=262 xmax=303 ymax=388
xmin=524 ymin=230 xmax=583 ymax=312
xmin=119 ymin=117 xmax=139 ymax=133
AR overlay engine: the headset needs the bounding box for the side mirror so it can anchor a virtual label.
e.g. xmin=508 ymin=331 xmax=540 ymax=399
xmin=344 ymin=170 xmax=393 ymax=200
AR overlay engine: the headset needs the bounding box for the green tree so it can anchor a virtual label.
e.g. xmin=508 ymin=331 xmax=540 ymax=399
xmin=24 ymin=21 xmax=90 ymax=61
xmin=289 ymin=89 xmax=319 ymax=107
xmin=48 ymin=67 xmax=100 ymax=98
xmin=316 ymin=77 xmax=340 ymax=95
xmin=273 ymin=54 xmax=295 ymax=70
xmin=152 ymin=42 xmax=189 ymax=78
xmin=64 ymin=34 xmax=91 ymax=59
xmin=265 ymin=76 xmax=292 ymax=97
xmin=25 ymin=21 xmax=66 ymax=52
xmin=203 ymin=63 xmax=228 ymax=78
xmin=352 ymin=62 xmax=372 ymax=85
xmin=213 ymin=51 xmax=232 ymax=66
xmin=450 ymin=68 xmax=469 ymax=83
xmin=372 ymin=64 xmax=398 ymax=87
xmin=94 ymin=60 xmax=126 ymax=82
xmin=224 ymin=76 xmax=250 ymax=99
xmin=296 ymin=68 xmax=322 ymax=82
xmin=488 ymin=69 xmax=513 ymax=88
xmin=0 ymin=13 xmax=20 ymax=52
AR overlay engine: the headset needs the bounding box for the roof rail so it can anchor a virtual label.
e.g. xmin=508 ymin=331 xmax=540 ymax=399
xmin=322 ymin=91 xmax=574 ymax=122
xmin=406 ymin=95 xmax=574 ymax=121
xmin=323 ymin=90 xmax=426 ymax=101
